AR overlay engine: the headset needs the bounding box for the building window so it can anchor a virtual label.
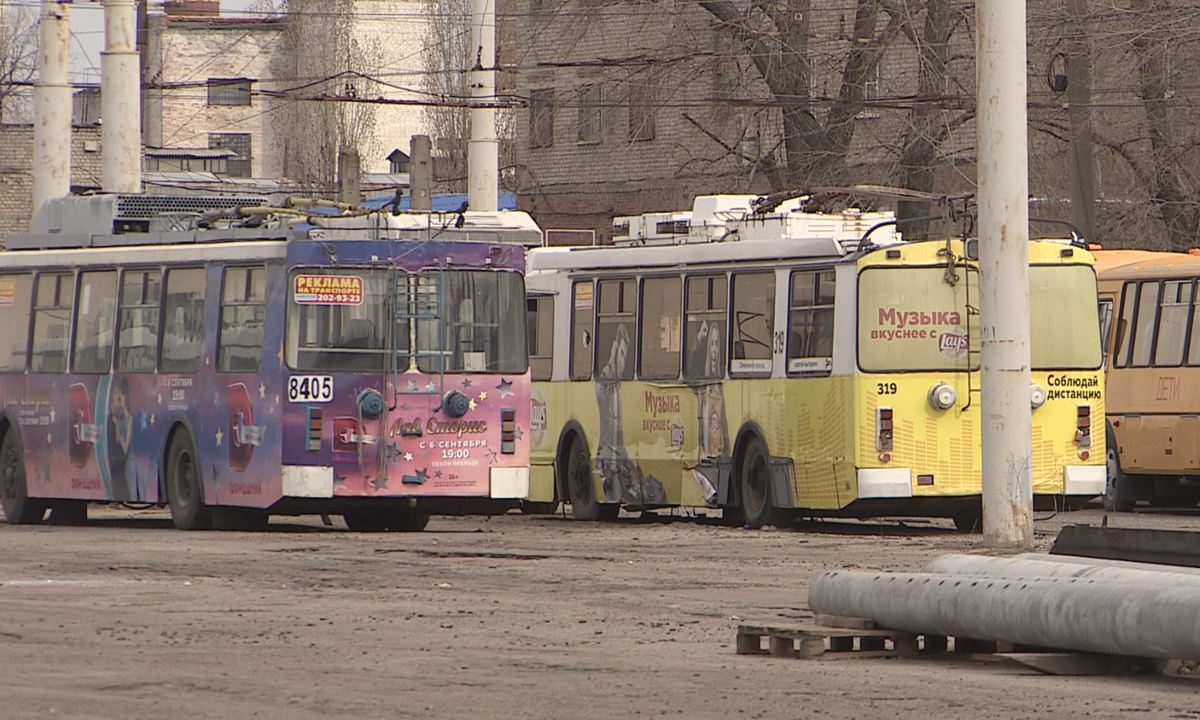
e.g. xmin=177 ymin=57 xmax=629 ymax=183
xmin=628 ymin=81 xmax=656 ymax=141
xmin=209 ymin=133 xmax=252 ymax=177
xmin=530 ymin=88 xmax=554 ymax=148
xmin=577 ymin=84 xmax=602 ymax=144
xmin=207 ymin=78 xmax=251 ymax=106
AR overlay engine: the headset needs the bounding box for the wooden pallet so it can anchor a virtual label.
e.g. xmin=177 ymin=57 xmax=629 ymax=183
xmin=737 ymin=617 xmax=1023 ymax=660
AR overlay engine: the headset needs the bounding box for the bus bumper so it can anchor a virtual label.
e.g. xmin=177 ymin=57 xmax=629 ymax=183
xmin=1063 ymin=465 xmax=1105 ymax=497
xmin=490 ymin=467 xmax=530 ymax=499
xmin=857 ymin=468 xmax=913 ymax=498
xmin=283 ymin=465 xmax=334 ymax=497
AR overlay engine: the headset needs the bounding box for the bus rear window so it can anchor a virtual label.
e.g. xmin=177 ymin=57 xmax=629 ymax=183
xmin=1031 ymin=264 xmax=1101 ymax=370
xmin=415 ymin=270 xmax=527 ymax=374
xmin=857 ymin=266 xmax=978 ymax=372
xmin=287 ymin=269 xmax=399 ymax=372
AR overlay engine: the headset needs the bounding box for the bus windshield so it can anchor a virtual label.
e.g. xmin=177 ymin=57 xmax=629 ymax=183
xmin=287 ymin=269 xmax=401 ymax=372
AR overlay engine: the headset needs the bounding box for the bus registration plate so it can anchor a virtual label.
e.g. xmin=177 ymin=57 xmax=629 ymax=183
xmin=288 ymin=376 xmax=334 ymax=403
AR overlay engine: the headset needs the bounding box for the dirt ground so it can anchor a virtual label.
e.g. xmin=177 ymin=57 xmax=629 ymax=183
xmin=3 ymin=504 xmax=1200 ymax=720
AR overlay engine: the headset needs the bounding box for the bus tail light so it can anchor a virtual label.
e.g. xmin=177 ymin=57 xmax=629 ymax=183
xmin=876 ymin=407 xmax=893 ymax=457
xmin=501 ymin=408 xmax=516 ymax=454
xmin=306 ymin=407 xmax=323 ymax=451
xmin=927 ymin=382 xmax=957 ymax=411
xmin=1076 ymin=404 xmax=1092 ymax=450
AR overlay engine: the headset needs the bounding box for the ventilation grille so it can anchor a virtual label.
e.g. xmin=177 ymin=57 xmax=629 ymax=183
xmin=114 ymin=194 xmax=266 ymax=219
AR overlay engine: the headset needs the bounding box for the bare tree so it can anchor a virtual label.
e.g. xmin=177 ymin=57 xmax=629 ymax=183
xmin=0 ymin=4 xmax=38 ymax=124
xmin=269 ymin=0 xmax=382 ymax=194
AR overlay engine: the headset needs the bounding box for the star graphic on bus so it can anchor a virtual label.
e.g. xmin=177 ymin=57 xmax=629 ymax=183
xmin=514 ymin=426 xmax=523 ymax=440
xmin=435 ymin=470 xmax=443 ymax=479
xmin=415 ymin=467 xmax=429 ymax=483
xmin=215 ymin=427 xmax=224 ymax=447
xmin=406 ymin=379 xmax=420 ymax=392
xmin=495 ymin=378 xmax=513 ymax=398
xmin=485 ymin=448 xmax=499 ymax=464
xmin=462 ymin=378 xmax=472 ymax=388
xmin=404 ymin=451 xmax=413 ymax=461
xmin=138 ymin=411 xmax=148 ymax=432
xmin=371 ymin=475 xmax=389 ymax=491
xmin=425 ymin=380 xmax=438 ymax=392
xmin=48 ymin=407 xmax=55 ymax=423
xmin=478 ymin=391 xmax=488 ymax=401
xmin=259 ymin=383 xmax=266 ymax=399
xmin=468 ymin=398 xmax=477 ymax=411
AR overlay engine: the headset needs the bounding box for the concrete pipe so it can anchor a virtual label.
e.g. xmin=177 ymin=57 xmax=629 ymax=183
xmin=923 ymin=553 xmax=1200 ymax=585
xmin=808 ymin=570 xmax=1200 ymax=660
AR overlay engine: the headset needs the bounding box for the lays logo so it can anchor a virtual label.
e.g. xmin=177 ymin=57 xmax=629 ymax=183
xmin=530 ymin=387 xmax=548 ymax=451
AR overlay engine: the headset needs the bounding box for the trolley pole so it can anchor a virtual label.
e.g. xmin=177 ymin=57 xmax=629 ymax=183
xmin=977 ymin=0 xmax=1033 ymax=547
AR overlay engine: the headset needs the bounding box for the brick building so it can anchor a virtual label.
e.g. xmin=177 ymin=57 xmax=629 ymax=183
xmin=0 ymin=125 xmax=103 ymax=246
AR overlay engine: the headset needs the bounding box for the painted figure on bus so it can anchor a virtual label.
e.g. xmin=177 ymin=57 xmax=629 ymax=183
xmin=108 ymin=376 xmax=134 ymax=501
xmin=595 ymin=323 xmax=666 ymax=506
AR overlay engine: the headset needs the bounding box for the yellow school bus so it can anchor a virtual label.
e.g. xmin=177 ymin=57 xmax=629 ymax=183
xmin=1095 ymin=249 xmax=1200 ymax=511
xmin=525 ymin=196 xmax=1106 ymax=529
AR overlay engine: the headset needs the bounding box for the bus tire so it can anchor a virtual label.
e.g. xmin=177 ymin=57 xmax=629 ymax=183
xmin=0 ymin=430 xmax=46 ymax=524
xmin=166 ymin=431 xmax=212 ymax=530
xmin=739 ymin=436 xmax=778 ymax=529
xmin=565 ymin=438 xmax=617 ymax=521
xmin=1104 ymin=425 xmax=1134 ymax=513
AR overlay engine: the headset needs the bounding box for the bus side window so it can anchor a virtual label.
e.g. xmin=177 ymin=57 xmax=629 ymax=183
xmin=0 ymin=274 xmax=33 ymax=373
xmin=639 ymin=276 xmax=681 ymax=380
xmin=730 ymin=271 xmax=774 ymax=376
xmin=219 ymin=266 xmax=267 ymax=372
xmin=72 ymin=270 xmax=118 ymax=374
xmin=1097 ymin=298 xmax=1114 ymax=366
xmin=1130 ymin=280 xmax=1160 ymax=367
xmin=30 ymin=272 xmax=74 ymax=374
xmin=788 ymin=269 xmax=834 ymax=374
xmin=596 ymin=279 xmax=635 ymax=381
xmin=528 ymin=295 xmax=554 ymax=381
xmin=160 ymin=267 xmax=207 ymax=374
xmin=684 ymin=275 xmax=727 ymax=380
xmin=1114 ymin=281 xmax=1138 ymax=367
xmin=116 ymin=270 xmax=161 ymax=373
xmin=570 ymin=280 xmax=594 ymax=380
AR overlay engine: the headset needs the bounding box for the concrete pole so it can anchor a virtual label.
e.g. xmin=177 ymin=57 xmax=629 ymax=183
xmin=410 ymin=135 xmax=433 ymax=212
xmin=923 ymin=553 xmax=1200 ymax=584
xmin=809 ymin=569 xmax=1200 ymax=660
xmin=467 ymin=0 xmax=498 ymax=212
xmin=101 ymin=0 xmax=142 ymax=193
xmin=32 ymin=0 xmax=71 ymax=212
xmin=337 ymin=150 xmax=362 ymax=206
xmin=976 ymin=0 xmax=1032 ymax=548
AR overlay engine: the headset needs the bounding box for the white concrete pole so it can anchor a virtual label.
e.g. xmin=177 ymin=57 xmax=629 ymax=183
xmin=33 ymin=0 xmax=71 ymax=212
xmin=977 ymin=0 xmax=1032 ymax=547
xmin=467 ymin=0 xmax=498 ymax=212
xmin=101 ymin=0 xmax=141 ymax=193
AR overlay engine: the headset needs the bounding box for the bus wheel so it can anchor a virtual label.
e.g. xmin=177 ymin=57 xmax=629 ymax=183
xmin=1104 ymin=426 xmax=1134 ymax=513
xmin=343 ymin=510 xmax=389 ymax=531
xmin=392 ymin=510 xmax=430 ymax=532
xmin=0 ymin=430 xmax=46 ymax=524
xmin=166 ymin=432 xmax=212 ymax=530
xmin=739 ymin=437 xmax=777 ymax=529
xmin=565 ymin=438 xmax=617 ymax=521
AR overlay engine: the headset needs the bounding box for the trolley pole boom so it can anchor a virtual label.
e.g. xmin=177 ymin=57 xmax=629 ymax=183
xmin=977 ymin=0 xmax=1033 ymax=547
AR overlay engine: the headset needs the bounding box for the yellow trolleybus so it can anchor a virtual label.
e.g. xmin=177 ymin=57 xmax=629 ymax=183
xmin=525 ymin=195 xmax=1107 ymax=529
xmin=1095 ymin=249 xmax=1200 ymax=511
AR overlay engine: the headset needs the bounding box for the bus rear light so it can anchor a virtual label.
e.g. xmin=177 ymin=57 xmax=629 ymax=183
xmin=917 ymin=474 xmax=934 ymax=486
xmin=878 ymin=452 xmax=892 ymax=463
xmin=1079 ymin=450 xmax=1090 ymax=460
xmin=876 ymin=407 xmax=893 ymax=452
xmin=306 ymin=407 xmax=322 ymax=452
xmin=1030 ymin=383 xmax=1047 ymax=409
xmin=927 ymin=382 xmax=957 ymax=411
xmin=501 ymin=408 xmax=516 ymax=454
xmin=1076 ymin=404 xmax=1092 ymax=448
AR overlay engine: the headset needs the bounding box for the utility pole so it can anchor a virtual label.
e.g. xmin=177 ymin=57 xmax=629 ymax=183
xmin=33 ymin=0 xmax=71 ymax=212
xmin=1066 ymin=0 xmax=1097 ymax=243
xmin=467 ymin=0 xmax=498 ymax=212
xmin=977 ymin=0 xmax=1033 ymax=548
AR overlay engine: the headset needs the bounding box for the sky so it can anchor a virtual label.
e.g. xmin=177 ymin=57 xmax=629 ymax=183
xmin=68 ymin=1 xmax=260 ymax=83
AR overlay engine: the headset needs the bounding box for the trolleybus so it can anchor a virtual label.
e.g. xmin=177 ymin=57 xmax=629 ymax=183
xmin=0 ymin=193 xmax=537 ymax=530
xmin=1095 ymin=248 xmax=1200 ymax=511
xmin=524 ymin=194 xmax=1106 ymax=529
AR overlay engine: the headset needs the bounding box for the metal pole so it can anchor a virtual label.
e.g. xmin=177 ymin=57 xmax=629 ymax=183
xmin=467 ymin=0 xmax=498 ymax=212
xmin=976 ymin=0 xmax=1032 ymax=548
xmin=1066 ymin=0 xmax=1097 ymax=243
xmin=33 ymin=0 xmax=71 ymax=212
xmin=102 ymin=0 xmax=142 ymax=194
